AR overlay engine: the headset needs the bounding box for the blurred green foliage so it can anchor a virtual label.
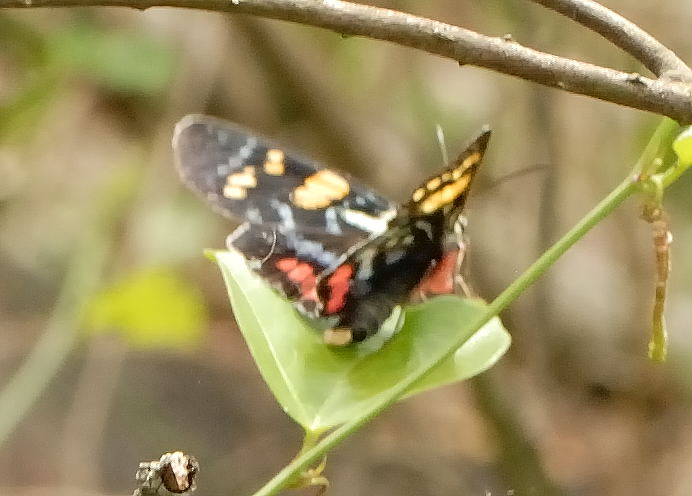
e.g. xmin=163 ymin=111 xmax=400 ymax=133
xmin=85 ymin=268 xmax=207 ymax=350
xmin=673 ymin=126 xmax=692 ymax=166
xmin=0 ymin=15 xmax=176 ymax=140
xmin=51 ymin=23 xmax=176 ymax=95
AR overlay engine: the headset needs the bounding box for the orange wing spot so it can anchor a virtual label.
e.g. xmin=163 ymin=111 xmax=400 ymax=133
xmin=275 ymin=258 xmax=298 ymax=272
xmin=291 ymin=170 xmax=350 ymax=210
xmin=325 ymin=264 xmax=353 ymax=314
xmin=223 ymin=167 xmax=257 ymax=199
xmin=264 ymin=149 xmax=285 ymax=176
xmin=226 ymin=172 xmax=257 ymax=188
xmin=266 ymin=149 xmax=285 ymax=163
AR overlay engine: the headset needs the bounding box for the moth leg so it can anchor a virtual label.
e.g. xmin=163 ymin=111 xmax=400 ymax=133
xmin=453 ymin=238 xmax=475 ymax=298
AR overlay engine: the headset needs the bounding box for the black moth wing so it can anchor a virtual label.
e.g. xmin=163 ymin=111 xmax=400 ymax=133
xmin=173 ymin=114 xmax=397 ymax=237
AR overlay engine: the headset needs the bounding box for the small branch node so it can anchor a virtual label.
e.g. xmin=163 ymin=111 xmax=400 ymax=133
xmin=625 ymin=72 xmax=647 ymax=85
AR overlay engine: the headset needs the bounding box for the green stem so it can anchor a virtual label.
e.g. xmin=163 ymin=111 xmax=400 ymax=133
xmin=633 ymin=118 xmax=679 ymax=177
xmin=250 ymin=176 xmax=637 ymax=496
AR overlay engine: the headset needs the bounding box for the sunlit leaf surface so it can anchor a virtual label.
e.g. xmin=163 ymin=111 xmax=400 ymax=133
xmin=85 ymin=268 xmax=207 ymax=350
xmin=213 ymin=250 xmax=509 ymax=431
xmin=673 ymin=126 xmax=692 ymax=166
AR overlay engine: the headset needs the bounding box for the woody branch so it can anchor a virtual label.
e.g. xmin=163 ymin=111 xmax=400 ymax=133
xmin=1 ymin=0 xmax=691 ymax=121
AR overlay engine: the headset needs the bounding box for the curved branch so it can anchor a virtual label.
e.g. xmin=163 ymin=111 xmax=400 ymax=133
xmin=530 ymin=0 xmax=692 ymax=78
xmin=2 ymin=0 xmax=692 ymax=122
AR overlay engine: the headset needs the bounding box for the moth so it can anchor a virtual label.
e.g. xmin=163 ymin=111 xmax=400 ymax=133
xmin=173 ymin=115 xmax=490 ymax=345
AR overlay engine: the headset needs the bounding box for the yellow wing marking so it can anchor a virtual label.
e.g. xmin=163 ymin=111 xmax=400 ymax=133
xmin=413 ymin=151 xmax=481 ymax=214
xmin=418 ymin=175 xmax=472 ymax=214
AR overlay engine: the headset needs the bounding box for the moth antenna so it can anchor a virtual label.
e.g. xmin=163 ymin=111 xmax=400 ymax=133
xmin=477 ymin=163 xmax=548 ymax=195
xmin=435 ymin=124 xmax=449 ymax=165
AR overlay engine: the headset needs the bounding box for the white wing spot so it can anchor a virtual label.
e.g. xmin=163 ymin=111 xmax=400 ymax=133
xmin=415 ymin=220 xmax=434 ymax=240
xmin=216 ymin=129 xmax=230 ymax=145
xmin=224 ymin=137 xmax=258 ymax=173
xmin=288 ymin=233 xmax=338 ymax=267
xmin=356 ymin=248 xmax=376 ymax=281
xmin=245 ymin=207 xmax=263 ymax=224
xmin=324 ymin=207 xmax=343 ymax=235
xmin=339 ymin=208 xmax=396 ymax=235
xmin=271 ymin=200 xmax=295 ymax=230
xmin=239 ymin=137 xmax=257 ymax=159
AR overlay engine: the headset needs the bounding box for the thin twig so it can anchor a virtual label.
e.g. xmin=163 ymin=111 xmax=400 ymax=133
xmin=1 ymin=0 xmax=692 ymax=122
xmin=530 ymin=0 xmax=692 ymax=78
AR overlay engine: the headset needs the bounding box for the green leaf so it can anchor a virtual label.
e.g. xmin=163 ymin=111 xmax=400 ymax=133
xmin=85 ymin=268 xmax=207 ymax=349
xmin=212 ymin=250 xmax=510 ymax=431
xmin=673 ymin=126 xmax=692 ymax=166
xmin=51 ymin=24 xmax=176 ymax=95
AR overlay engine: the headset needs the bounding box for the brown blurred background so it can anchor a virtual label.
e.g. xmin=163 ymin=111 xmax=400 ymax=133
xmin=1 ymin=1 xmax=691 ymax=495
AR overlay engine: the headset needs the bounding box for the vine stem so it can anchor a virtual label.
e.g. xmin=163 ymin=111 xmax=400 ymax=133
xmin=249 ymin=176 xmax=637 ymax=496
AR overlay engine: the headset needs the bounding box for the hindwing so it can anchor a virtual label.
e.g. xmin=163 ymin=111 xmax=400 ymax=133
xmin=227 ymin=223 xmax=367 ymax=316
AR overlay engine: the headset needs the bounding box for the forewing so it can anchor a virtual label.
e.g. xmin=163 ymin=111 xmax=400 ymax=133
xmin=407 ymin=126 xmax=490 ymax=216
xmin=173 ymin=114 xmax=396 ymax=236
